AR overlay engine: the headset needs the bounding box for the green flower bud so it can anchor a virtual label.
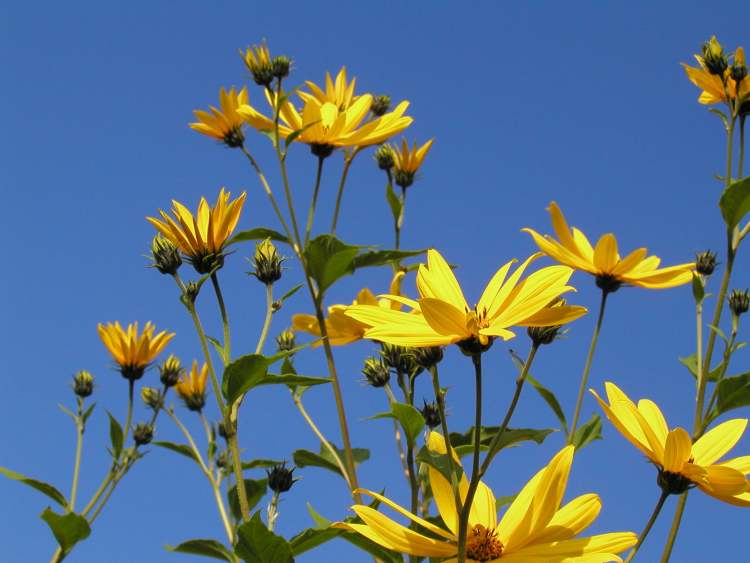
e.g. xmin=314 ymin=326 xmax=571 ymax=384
xmin=370 ymin=95 xmax=391 ymax=117
xmin=275 ymin=329 xmax=296 ymax=353
xmin=271 ymin=56 xmax=292 ymax=79
xmin=702 ymin=36 xmax=728 ymax=76
xmin=140 ymin=387 xmax=164 ymax=411
xmin=250 ymin=238 xmax=284 ymax=285
xmin=150 ymin=234 xmax=182 ymax=275
xmin=409 ymin=346 xmax=444 ymax=370
xmin=695 ymin=250 xmax=718 ymax=276
xmin=133 ymin=423 xmax=154 ymax=446
xmin=267 ymin=462 xmax=298 ymax=493
xmin=72 ymin=370 xmax=94 ymax=398
xmin=362 ymin=357 xmax=391 ymax=388
xmin=183 ymin=281 xmax=201 ymax=305
xmin=159 ymin=355 xmax=184 ymax=387
xmin=380 ymin=343 xmax=421 ymax=376
xmin=729 ymin=289 xmax=750 ymax=316
xmin=374 ymin=145 xmax=395 ymax=171
xmin=527 ymin=324 xmax=562 ymax=346
xmin=420 ymin=400 xmax=441 ymax=429
xmin=394 ymin=169 xmax=415 ymax=189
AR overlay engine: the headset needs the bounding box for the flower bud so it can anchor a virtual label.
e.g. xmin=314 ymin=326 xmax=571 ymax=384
xmin=183 ymin=281 xmax=200 ymax=305
xmin=159 ymin=355 xmax=184 ymax=387
xmin=243 ymin=43 xmax=274 ymax=87
xmin=729 ymin=289 xmax=750 ymax=316
xmin=151 ymin=234 xmax=182 ymax=275
xmin=271 ymin=56 xmax=292 ymax=79
xmin=695 ymin=250 xmax=717 ymax=276
xmin=370 ymin=95 xmax=391 ymax=117
xmin=374 ymin=145 xmax=395 ymax=171
xmin=420 ymin=400 xmax=441 ymax=429
xmin=275 ymin=329 xmax=296 ymax=353
xmin=141 ymin=387 xmax=164 ymax=411
xmin=267 ymin=463 xmax=298 ymax=493
xmin=380 ymin=343 xmax=421 ymax=376
xmin=527 ymin=324 xmax=562 ymax=346
xmin=72 ymin=371 xmax=94 ymax=398
xmin=250 ymin=238 xmax=284 ymax=285
xmin=702 ymin=36 xmax=728 ymax=76
xmin=409 ymin=346 xmax=444 ymax=370
xmin=133 ymin=423 xmax=154 ymax=446
xmin=394 ymin=169 xmax=415 ymax=189
xmin=362 ymin=357 xmax=391 ymax=388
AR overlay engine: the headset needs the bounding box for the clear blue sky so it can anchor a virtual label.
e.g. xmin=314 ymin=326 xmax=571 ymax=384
xmin=2 ymin=2 xmax=749 ymax=561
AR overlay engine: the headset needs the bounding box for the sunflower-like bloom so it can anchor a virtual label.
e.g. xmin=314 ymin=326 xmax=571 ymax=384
xmin=97 ymin=321 xmax=174 ymax=381
xmin=292 ymin=272 xmax=405 ymax=347
xmin=175 ymin=360 xmax=208 ymax=412
xmin=189 ymin=87 xmax=248 ymax=148
xmin=683 ymin=43 xmax=749 ymax=106
xmin=146 ymin=188 xmax=247 ymax=274
xmin=298 ymin=67 xmax=359 ymax=110
xmin=391 ymin=138 xmax=434 ymax=188
xmin=345 ymin=249 xmax=586 ymax=354
xmin=523 ymin=202 xmax=694 ymax=291
xmin=592 ymin=382 xmax=750 ymax=505
xmin=335 ymin=432 xmax=636 ymax=562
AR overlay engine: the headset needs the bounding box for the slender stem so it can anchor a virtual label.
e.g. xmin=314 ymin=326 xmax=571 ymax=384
xmin=255 ymin=284 xmax=274 ymax=355
xmin=429 ymin=365 xmax=461 ymax=514
xmin=739 ymin=115 xmax=746 ymax=178
xmin=167 ymin=409 xmax=211 ymax=477
xmin=330 ymin=149 xmax=360 ymax=234
xmin=693 ymin=295 xmax=706 ymax=431
xmin=68 ymin=398 xmax=85 ymax=511
xmin=228 ymin=430 xmax=250 ymax=521
xmin=384 ymin=384 xmax=409 ymax=479
xmin=456 ymin=354 xmax=484 ymax=563
xmin=384 ymin=384 xmax=418 ymax=513
xmin=568 ymin=288 xmax=609 ymax=443
xmin=304 ymin=156 xmax=325 ymax=245
xmin=213 ymin=479 xmax=235 ymax=544
xmin=702 ymin=327 xmax=738 ymax=433
xmin=624 ymin=491 xmax=669 ymax=563
xmin=211 ymin=273 xmax=231 ymax=365
xmin=267 ymin=492 xmax=281 ymax=532
xmin=88 ymin=479 xmax=117 ymax=524
xmin=122 ymin=380 xmax=135 ymax=451
xmin=660 ymin=493 xmax=688 ymax=563
xmin=395 ymin=186 xmax=407 ymax=251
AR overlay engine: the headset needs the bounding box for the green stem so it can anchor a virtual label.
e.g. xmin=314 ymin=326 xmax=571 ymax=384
xmin=304 ymin=156 xmax=325 ymax=246
xmin=122 ymin=380 xmax=135 ymax=451
xmin=739 ymin=115 xmax=746 ymax=178
xmin=330 ymin=149 xmax=360 ymax=234
xmin=267 ymin=491 xmax=281 ymax=532
xmin=211 ymin=273 xmax=231 ymax=365
xmin=396 ymin=185 xmax=406 ymax=251
xmin=693 ymin=296 xmax=706 ymax=434
xmin=167 ymin=409 xmax=211 ymax=477
xmin=68 ymin=398 xmax=85 ymax=511
xmin=456 ymin=354 xmax=484 ymax=563
xmin=624 ymin=491 xmax=669 ymax=563
xmin=702 ymin=328 xmax=738 ymax=433
xmin=429 ymin=365 xmax=462 ymax=516
xmin=660 ymin=493 xmax=688 ymax=563
xmin=384 ymin=384 xmax=410 ymax=481
xmin=228 ymin=430 xmax=250 ymax=521
xmin=568 ymin=288 xmax=609 ymax=443
xmin=255 ymin=284 xmax=274 ymax=355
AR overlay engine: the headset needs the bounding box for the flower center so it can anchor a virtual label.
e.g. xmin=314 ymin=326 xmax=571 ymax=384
xmin=466 ymin=524 xmax=504 ymax=561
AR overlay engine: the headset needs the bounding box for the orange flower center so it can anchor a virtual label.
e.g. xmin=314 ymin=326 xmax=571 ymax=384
xmin=466 ymin=524 xmax=504 ymax=561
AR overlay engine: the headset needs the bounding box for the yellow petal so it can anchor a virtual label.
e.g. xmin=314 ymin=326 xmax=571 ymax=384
xmin=692 ymin=419 xmax=748 ymax=466
xmin=531 ymin=493 xmax=601 ymax=544
xmin=663 ymin=428 xmax=692 ymax=472
xmin=593 ymin=234 xmax=619 ymax=274
xmin=420 ymin=298 xmax=469 ymax=337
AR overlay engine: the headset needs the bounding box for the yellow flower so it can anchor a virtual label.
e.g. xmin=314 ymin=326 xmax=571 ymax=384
xmin=523 ymin=202 xmax=694 ymax=291
xmin=146 ymin=188 xmax=247 ymax=274
xmin=335 ymin=432 xmax=636 ymax=562
xmin=298 ymin=67 xmax=360 ymax=110
xmin=189 ymin=87 xmax=248 ymax=148
xmin=683 ymin=43 xmax=749 ymax=106
xmin=292 ymin=272 xmax=405 ymax=347
xmin=97 ymin=321 xmax=174 ymax=380
xmin=345 ymin=249 xmax=586 ymax=353
xmin=390 ymin=138 xmax=434 ymax=188
xmin=592 ymin=382 xmax=750 ymax=506
xmin=175 ymin=360 xmax=208 ymax=412
xmin=242 ymin=43 xmax=273 ymax=86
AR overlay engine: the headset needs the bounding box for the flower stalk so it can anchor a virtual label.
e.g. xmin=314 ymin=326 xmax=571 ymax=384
xmin=624 ymin=491 xmax=669 ymax=563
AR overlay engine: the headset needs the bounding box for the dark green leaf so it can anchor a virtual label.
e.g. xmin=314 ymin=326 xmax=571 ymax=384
xmin=82 ymin=403 xmax=96 ymax=426
xmin=107 ymin=411 xmax=124 ymax=460
xmin=152 ymin=441 xmax=200 ymax=464
xmin=228 ymin=479 xmax=268 ymax=521
xmin=263 ymin=373 xmax=332 ymax=390
xmin=285 ymin=121 xmax=318 ymax=148
xmin=385 ymin=182 xmax=402 ymax=224
xmin=242 ymin=459 xmax=284 ymax=470
xmin=679 ymin=354 xmax=723 ymax=382
xmin=713 ymin=373 xmax=750 ymax=419
xmin=278 ymin=284 xmax=303 ymax=305
xmin=304 ymin=235 xmax=361 ymax=294
xmin=222 ymin=354 xmax=274 ymax=404
xmin=709 ymin=107 xmax=729 ymax=129
xmin=526 ymin=374 xmax=568 ymax=433
xmin=415 ymin=447 xmax=464 ymax=482
xmin=166 ymin=539 xmax=234 ymax=561
xmin=289 ymin=527 xmax=341 ymax=556
xmin=293 ymin=445 xmax=369 ymax=477
xmin=448 ymin=426 xmax=555 ymax=457
xmin=58 ymin=404 xmax=76 ymax=423
xmin=40 ymin=508 xmax=91 ymax=554
xmin=0 ymin=467 xmax=67 ymax=507
xmin=720 ymin=176 xmax=750 ymax=230
xmin=234 ymin=512 xmax=294 ymax=563
xmin=369 ymin=402 xmax=425 ymax=444
xmin=352 ymin=248 xmax=426 ymax=270
xmin=571 ymin=414 xmax=602 ymax=450
xmin=228 ymin=228 xmax=289 ymax=246
xmin=280 ymin=357 xmax=296 ymax=375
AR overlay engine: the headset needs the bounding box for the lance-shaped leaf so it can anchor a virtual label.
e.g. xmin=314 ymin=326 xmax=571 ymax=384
xmin=369 ymin=402 xmax=425 ymax=444
xmin=293 ymin=445 xmax=369 ymax=477
xmin=0 ymin=468 xmax=67 ymax=507
xmin=166 ymin=539 xmax=235 ymax=561
xmin=708 ymin=372 xmax=750 ymax=423
xmin=234 ymin=512 xmax=294 ymax=563
xmin=448 ymin=426 xmax=555 ymax=457
xmin=107 ymin=411 xmax=124 ymax=460
xmin=152 ymin=441 xmax=201 ymax=464
xmin=571 ymin=414 xmax=603 ymax=451
xmin=228 ymin=227 xmax=289 ymax=246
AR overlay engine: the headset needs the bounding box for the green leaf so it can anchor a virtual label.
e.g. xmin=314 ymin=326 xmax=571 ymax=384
xmin=285 ymin=121 xmax=318 ymax=149
xmin=293 ymin=445 xmax=369 ymax=477
xmin=278 ymin=284 xmax=303 ymax=306
xmin=526 ymin=374 xmax=568 ymax=433
xmin=352 ymin=248 xmax=426 ymax=270
xmin=679 ymin=354 xmax=723 ymax=382
xmin=228 ymin=228 xmax=289 ymax=246
xmin=242 ymin=458 xmax=285 ymax=470
xmin=152 ymin=441 xmax=200 ymax=464
xmin=713 ymin=372 xmax=750 ymax=419
xmin=415 ymin=447 xmax=464 ymax=482
xmin=369 ymin=402 xmax=425 ymax=444
xmin=166 ymin=539 xmax=235 ymax=561
xmin=0 ymin=467 xmax=67 ymax=507
xmin=448 ymin=426 xmax=555 ymax=457
xmin=571 ymin=414 xmax=602 ymax=450
xmin=40 ymin=508 xmax=91 ymax=554
xmin=495 ymin=494 xmax=518 ymax=510
xmin=720 ymin=176 xmax=750 ymax=230
xmin=222 ymin=354 xmax=274 ymax=404
xmin=289 ymin=527 xmax=341 ymax=556
xmin=207 ymin=336 xmax=229 ymax=365
xmin=82 ymin=403 xmax=96 ymax=426
xmin=303 ymin=234 xmax=361 ymax=294
xmin=385 ymin=182 xmax=402 ymax=224
xmin=263 ymin=373 xmax=332 ymax=390
xmin=234 ymin=512 xmax=294 ymax=563
xmin=107 ymin=411 xmax=124 ymax=460
xmin=709 ymin=107 xmax=729 ymax=129
xmin=228 ymin=479 xmax=268 ymax=521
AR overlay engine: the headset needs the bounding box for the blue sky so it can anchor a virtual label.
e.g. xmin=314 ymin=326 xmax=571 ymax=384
xmin=2 ymin=1 xmax=750 ymax=561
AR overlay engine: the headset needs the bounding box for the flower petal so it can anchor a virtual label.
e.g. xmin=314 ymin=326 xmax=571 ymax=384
xmin=691 ymin=419 xmax=747 ymax=466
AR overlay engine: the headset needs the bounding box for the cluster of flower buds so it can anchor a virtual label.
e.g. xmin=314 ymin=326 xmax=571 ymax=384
xmin=380 ymin=343 xmax=422 ymax=376
xmin=243 ymin=43 xmax=291 ymax=87
xmin=133 ymin=423 xmax=154 ymax=446
xmin=409 ymin=346 xmax=444 ymax=370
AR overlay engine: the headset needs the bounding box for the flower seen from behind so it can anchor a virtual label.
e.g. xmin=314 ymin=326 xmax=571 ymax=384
xmin=190 ymin=87 xmax=249 ymax=148
xmin=97 ymin=321 xmax=174 ymax=381
xmin=175 ymin=360 xmax=208 ymax=412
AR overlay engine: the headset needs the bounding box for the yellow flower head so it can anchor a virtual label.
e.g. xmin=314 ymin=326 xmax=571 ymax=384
xmin=189 ymin=87 xmax=249 ymax=148
xmin=292 ymin=272 xmax=405 ymax=347
xmin=592 ymin=382 xmax=750 ymax=506
xmin=97 ymin=321 xmax=174 ymax=381
xmin=146 ymin=188 xmax=247 ymax=274
xmin=299 ymin=67 xmax=359 ymax=110
xmin=175 ymin=360 xmax=209 ymax=412
xmin=683 ymin=37 xmax=749 ymax=106
xmin=523 ymin=202 xmax=694 ymax=292
xmin=242 ymin=43 xmax=273 ymax=86
xmin=346 ymin=249 xmax=586 ymax=354
xmin=390 ymin=138 xmax=434 ymax=189
xmin=335 ymin=432 xmax=636 ymax=561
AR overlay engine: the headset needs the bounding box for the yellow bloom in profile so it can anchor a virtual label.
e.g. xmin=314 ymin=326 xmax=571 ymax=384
xmin=345 ymin=249 xmax=586 ymax=353
xmin=146 ymin=188 xmax=247 ymax=273
xmin=683 ymin=41 xmax=749 ymax=106
xmin=293 ymin=272 xmax=405 ymax=347
xmin=390 ymin=138 xmax=434 ymax=189
xmin=335 ymin=432 xmax=636 ymax=562
xmin=242 ymin=43 xmax=273 ymax=86
xmin=298 ymin=67 xmax=359 ymax=110
xmin=523 ymin=202 xmax=694 ymax=291
xmin=175 ymin=361 xmax=208 ymax=412
xmin=189 ymin=87 xmax=248 ymax=148
xmin=592 ymin=382 xmax=750 ymax=506
xmin=97 ymin=321 xmax=174 ymax=380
